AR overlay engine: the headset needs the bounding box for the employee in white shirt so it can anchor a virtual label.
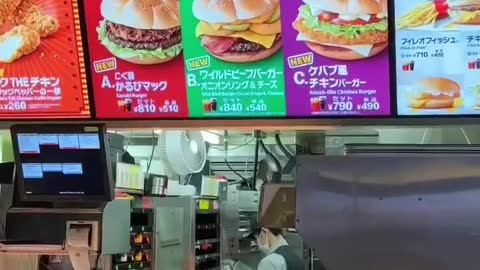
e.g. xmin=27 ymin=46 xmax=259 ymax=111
xmin=252 ymin=228 xmax=304 ymax=270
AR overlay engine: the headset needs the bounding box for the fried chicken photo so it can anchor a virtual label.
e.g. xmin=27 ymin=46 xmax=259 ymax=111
xmin=14 ymin=0 xmax=59 ymax=37
xmin=0 ymin=25 xmax=40 ymax=63
xmin=0 ymin=0 xmax=22 ymax=29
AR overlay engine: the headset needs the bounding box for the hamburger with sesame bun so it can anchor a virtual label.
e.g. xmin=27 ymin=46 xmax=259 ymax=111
xmin=293 ymin=0 xmax=388 ymax=60
xmin=193 ymin=0 xmax=282 ymax=63
xmin=408 ymin=78 xmax=461 ymax=109
xmin=98 ymin=0 xmax=182 ymax=65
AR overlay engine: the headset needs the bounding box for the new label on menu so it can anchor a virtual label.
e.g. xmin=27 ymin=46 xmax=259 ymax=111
xmin=83 ymin=0 xmax=189 ymax=119
xmin=0 ymin=0 xmax=90 ymax=119
xmin=395 ymin=0 xmax=480 ymax=115
xmin=281 ymin=0 xmax=391 ymax=116
xmin=180 ymin=0 xmax=287 ymax=117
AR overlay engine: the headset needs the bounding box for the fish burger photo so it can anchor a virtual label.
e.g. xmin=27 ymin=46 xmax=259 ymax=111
xmin=407 ymin=78 xmax=461 ymax=109
xmin=98 ymin=0 xmax=182 ymax=65
xmin=293 ymin=0 xmax=388 ymax=60
xmin=192 ymin=0 xmax=282 ymax=63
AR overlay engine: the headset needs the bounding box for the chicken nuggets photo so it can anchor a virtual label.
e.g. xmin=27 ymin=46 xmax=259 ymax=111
xmin=14 ymin=0 xmax=59 ymax=37
xmin=0 ymin=24 xmax=40 ymax=63
xmin=0 ymin=0 xmax=22 ymax=30
xmin=0 ymin=0 xmax=61 ymax=64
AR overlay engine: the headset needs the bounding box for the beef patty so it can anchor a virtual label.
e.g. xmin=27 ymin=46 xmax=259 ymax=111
xmin=227 ymin=35 xmax=281 ymax=53
xmin=105 ymin=20 xmax=181 ymax=50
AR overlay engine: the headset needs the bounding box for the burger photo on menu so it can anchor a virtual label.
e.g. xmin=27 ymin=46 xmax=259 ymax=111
xmin=293 ymin=0 xmax=388 ymax=60
xmin=406 ymin=78 xmax=461 ymax=110
xmin=448 ymin=0 xmax=480 ymax=24
xmin=192 ymin=0 xmax=282 ymax=63
xmin=97 ymin=0 xmax=182 ymax=64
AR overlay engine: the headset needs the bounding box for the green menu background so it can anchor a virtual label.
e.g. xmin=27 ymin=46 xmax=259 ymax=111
xmin=180 ymin=0 xmax=286 ymax=118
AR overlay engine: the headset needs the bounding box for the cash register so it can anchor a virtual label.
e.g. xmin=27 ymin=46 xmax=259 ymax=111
xmin=0 ymin=124 xmax=130 ymax=270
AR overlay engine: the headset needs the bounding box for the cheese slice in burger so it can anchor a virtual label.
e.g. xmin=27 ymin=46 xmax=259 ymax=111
xmin=192 ymin=0 xmax=282 ymax=63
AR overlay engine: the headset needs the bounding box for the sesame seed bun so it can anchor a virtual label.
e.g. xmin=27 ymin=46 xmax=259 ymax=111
xmin=101 ymin=0 xmax=180 ymax=30
xmin=192 ymin=0 xmax=279 ymax=23
xmin=302 ymin=0 xmax=387 ymax=15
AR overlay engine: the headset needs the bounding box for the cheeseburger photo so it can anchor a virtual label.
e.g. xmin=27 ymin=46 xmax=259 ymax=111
xmin=407 ymin=78 xmax=461 ymax=109
xmin=192 ymin=0 xmax=282 ymax=63
xmin=293 ymin=0 xmax=388 ymax=60
xmin=448 ymin=0 xmax=480 ymax=24
xmin=98 ymin=0 xmax=182 ymax=65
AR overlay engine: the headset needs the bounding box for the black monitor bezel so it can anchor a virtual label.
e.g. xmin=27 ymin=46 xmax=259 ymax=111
xmin=10 ymin=124 xmax=114 ymax=203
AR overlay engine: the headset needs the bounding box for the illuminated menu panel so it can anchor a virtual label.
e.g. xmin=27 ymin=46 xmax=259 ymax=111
xmin=82 ymin=0 xmax=189 ymax=119
xmin=281 ymin=0 xmax=391 ymax=116
xmin=395 ymin=0 xmax=480 ymax=115
xmin=180 ymin=0 xmax=286 ymax=117
xmin=0 ymin=0 xmax=90 ymax=119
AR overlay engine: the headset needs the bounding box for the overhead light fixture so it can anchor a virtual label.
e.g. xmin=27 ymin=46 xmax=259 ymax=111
xmin=153 ymin=129 xmax=163 ymax=134
xmin=201 ymin=131 xmax=223 ymax=145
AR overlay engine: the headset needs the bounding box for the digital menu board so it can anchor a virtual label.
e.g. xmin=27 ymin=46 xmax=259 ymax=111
xmin=395 ymin=0 xmax=480 ymax=115
xmin=0 ymin=0 xmax=90 ymax=119
xmin=180 ymin=0 xmax=286 ymax=117
xmin=281 ymin=0 xmax=391 ymax=116
xmin=83 ymin=0 xmax=189 ymax=119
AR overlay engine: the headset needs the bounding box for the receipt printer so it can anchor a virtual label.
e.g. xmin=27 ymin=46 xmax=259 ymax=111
xmin=2 ymin=200 xmax=130 ymax=270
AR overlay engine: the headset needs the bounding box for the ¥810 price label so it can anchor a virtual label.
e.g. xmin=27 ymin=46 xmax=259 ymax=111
xmin=201 ymin=98 xmax=269 ymax=115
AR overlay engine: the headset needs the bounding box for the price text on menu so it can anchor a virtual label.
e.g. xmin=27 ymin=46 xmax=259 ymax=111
xmin=280 ymin=0 xmax=391 ymax=116
xmin=82 ymin=0 xmax=188 ymax=119
xmin=396 ymin=0 xmax=480 ymax=115
xmin=0 ymin=0 xmax=90 ymax=119
xmin=180 ymin=0 xmax=286 ymax=117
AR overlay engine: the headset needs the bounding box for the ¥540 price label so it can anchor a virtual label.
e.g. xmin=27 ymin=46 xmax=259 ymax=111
xmin=220 ymin=101 xmax=268 ymax=113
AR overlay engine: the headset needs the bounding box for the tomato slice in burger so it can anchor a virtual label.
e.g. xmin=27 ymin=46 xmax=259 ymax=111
xmin=318 ymin=12 xmax=337 ymax=22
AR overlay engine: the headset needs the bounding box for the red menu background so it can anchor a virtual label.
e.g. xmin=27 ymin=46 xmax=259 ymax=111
xmin=0 ymin=0 xmax=90 ymax=119
xmin=82 ymin=0 xmax=188 ymax=119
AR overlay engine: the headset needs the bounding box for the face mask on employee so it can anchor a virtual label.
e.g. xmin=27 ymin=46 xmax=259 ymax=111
xmin=257 ymin=229 xmax=271 ymax=254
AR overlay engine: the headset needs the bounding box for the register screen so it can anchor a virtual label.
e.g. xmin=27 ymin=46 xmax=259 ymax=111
xmin=15 ymin=132 xmax=106 ymax=196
